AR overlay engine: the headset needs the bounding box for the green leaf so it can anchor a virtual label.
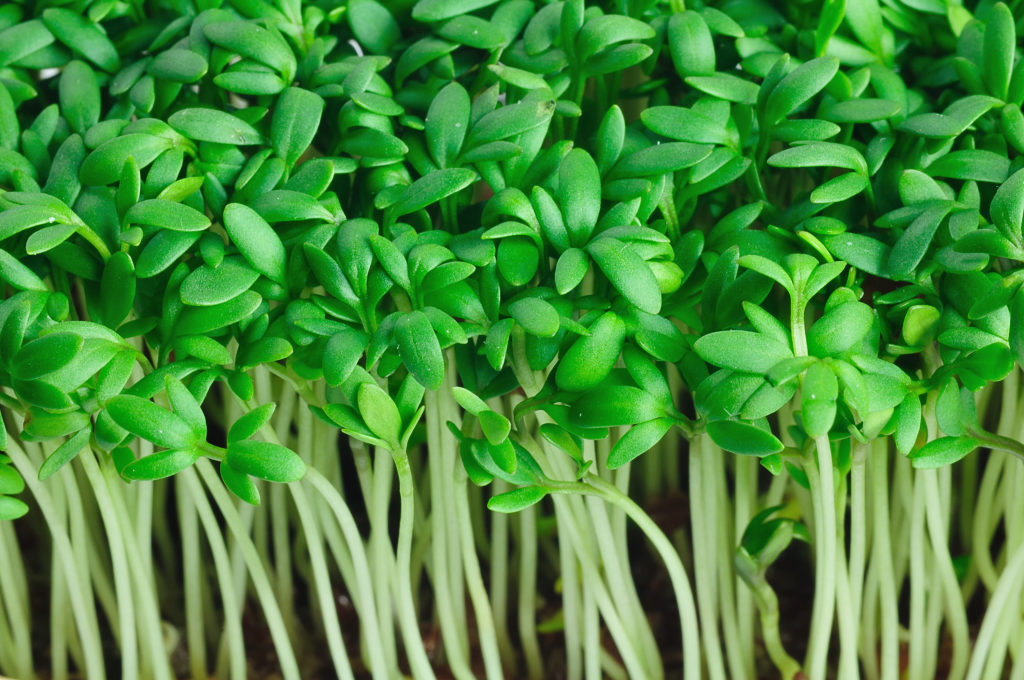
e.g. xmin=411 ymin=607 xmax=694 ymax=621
xmin=0 ymin=248 xmax=46 ymax=291
xmin=149 ymin=49 xmax=208 ymax=83
xmin=802 ymin=361 xmax=838 ymax=437
xmin=324 ymin=328 xmax=366 ymax=386
xmin=0 ymin=496 xmax=28 ymax=521
xmin=180 ymin=259 xmax=260 ymax=307
xmin=80 ymin=134 xmax=174 ymax=185
xmin=668 ymin=12 xmax=715 ymax=77
xmin=348 ymin=0 xmax=400 ymax=52
xmin=392 ymin=168 xmax=476 ymax=216
xmin=123 ymin=448 xmax=199 ymax=481
xmin=764 ymin=57 xmax=839 ymax=125
xmin=607 ymin=418 xmax=674 ymax=469
xmin=769 ymin=142 xmax=867 ymax=174
xmin=396 ymin=310 xmax=444 ymax=390
xmin=822 ymin=233 xmax=890 ymax=276
xmin=223 ymin=203 xmax=286 ymax=284
xmin=357 ymin=383 xmax=402 ymax=448
xmin=221 ymin=460 xmax=260 ymax=505
xmin=810 ymin=173 xmax=870 ymax=204
xmin=984 ymin=3 xmax=1015 ymax=100
xmin=39 ymin=428 xmax=91 ymax=481
xmin=413 ymin=0 xmax=500 ymax=21
xmin=926 ymin=151 xmax=1009 ymax=183
xmin=59 ymin=61 xmax=100 ymax=134
xmin=126 ymin=199 xmax=210 ymax=232
xmin=509 ymin=297 xmax=559 ymax=337
xmin=642 ymin=106 xmax=733 ymax=145
xmin=487 ymin=485 xmax=547 ymax=513
xmin=587 ymin=238 xmax=662 ymax=314
xmin=468 ymin=98 xmax=555 ymax=145
xmin=558 ymin=149 xmax=600 ymax=246
xmin=909 ymin=435 xmax=979 ymax=469
xmin=175 ymin=334 xmax=233 ymax=365
xmin=991 ymin=169 xmax=1024 ymax=245
xmin=42 ymin=9 xmax=119 ymax=72
xmin=175 ymin=290 xmax=262 ymax=336
xmin=203 ymin=21 xmax=295 ymax=81
xmin=227 ymin=404 xmax=275 ymax=445
xmin=227 ymin=440 xmax=305 ymax=483
xmin=0 ymin=20 xmax=54 ymax=68
xmin=686 ymin=74 xmax=760 ymax=104
xmin=426 ymin=82 xmax=470 ymax=168
xmin=105 ymin=395 xmax=198 ymax=449
xmin=25 ymin=224 xmax=77 ymax=255
xmin=168 ymin=108 xmax=264 ymax=145
xmin=571 ymin=386 xmax=667 ymax=428
xmin=555 ymin=248 xmax=589 ymax=294
xmin=707 ymin=420 xmax=784 ymax=456
xmin=556 ymin=312 xmax=625 ymax=392
xmin=13 ymin=333 xmax=83 ymax=381
xmin=807 ymin=301 xmax=874 ymax=356
xmin=887 ymin=205 xmax=947 ymax=279
xmin=738 ymin=255 xmax=795 ymax=293
xmin=694 ymin=331 xmax=794 ymax=373
xmin=272 ymin=87 xmax=324 ymax=168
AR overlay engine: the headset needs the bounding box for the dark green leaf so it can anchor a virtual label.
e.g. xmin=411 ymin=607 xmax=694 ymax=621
xmin=910 ymin=435 xmax=979 ymax=468
xmin=105 ymin=395 xmax=198 ymax=449
xmin=223 ymin=203 xmax=286 ymax=284
xmin=272 ymin=88 xmax=324 ymax=168
xmin=587 ymin=238 xmax=662 ymax=314
xmin=694 ymin=330 xmax=793 ymax=373
xmin=707 ymin=420 xmax=784 ymax=456
xmin=123 ymin=448 xmax=199 ymax=481
xmin=227 ymin=440 xmax=305 ymax=483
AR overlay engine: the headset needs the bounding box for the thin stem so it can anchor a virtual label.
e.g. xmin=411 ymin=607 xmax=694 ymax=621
xmin=5 ymin=438 xmax=106 ymax=680
xmin=394 ymin=451 xmax=439 ymax=680
xmin=0 ymin=519 xmax=33 ymax=679
xmin=581 ymin=475 xmax=702 ymax=680
xmin=195 ymin=459 xmax=301 ymax=680
xmin=965 ymin=536 xmax=1024 ymax=680
xmin=93 ymin=452 xmax=172 ymax=680
xmin=454 ymin=467 xmax=504 ymax=680
xmin=517 ymin=501 xmax=545 ymax=680
xmin=871 ymin=443 xmax=900 ymax=680
xmin=803 ymin=435 xmax=838 ymax=680
xmin=180 ymin=468 xmax=246 ymax=680
xmin=305 ymin=468 xmax=391 ymax=680
xmin=907 ymin=470 xmax=928 ymax=680
xmin=177 ymin=468 xmax=207 ymax=680
xmin=690 ymin=436 xmax=727 ymax=680
xmin=289 ymin=484 xmax=356 ymax=680
xmin=424 ymin=388 xmax=475 ymax=680
xmin=489 ymin=478 xmax=516 ymax=671
xmin=77 ymin=449 xmax=139 ymax=680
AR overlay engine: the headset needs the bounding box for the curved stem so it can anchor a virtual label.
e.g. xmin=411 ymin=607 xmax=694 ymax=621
xmin=5 ymin=439 xmax=106 ymax=680
xmin=289 ymin=484 xmax=356 ymax=680
xmin=180 ymin=468 xmax=246 ymax=680
xmin=580 ymin=475 xmax=703 ymax=680
xmin=305 ymin=468 xmax=391 ymax=680
xmin=195 ymin=459 xmax=301 ymax=680
xmin=394 ymin=451 xmax=439 ymax=680
xmin=803 ymin=435 xmax=837 ymax=680
xmin=965 ymin=537 xmax=1024 ymax=680
xmin=690 ymin=436 xmax=727 ymax=680
xmin=871 ymin=443 xmax=900 ymax=680
xmin=517 ymin=501 xmax=545 ymax=680
xmin=454 ymin=469 xmax=503 ymax=680
xmin=77 ymin=449 xmax=139 ymax=680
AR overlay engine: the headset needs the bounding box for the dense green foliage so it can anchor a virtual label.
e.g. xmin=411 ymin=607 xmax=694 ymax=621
xmin=3 ymin=0 xmax=1024 ymax=678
